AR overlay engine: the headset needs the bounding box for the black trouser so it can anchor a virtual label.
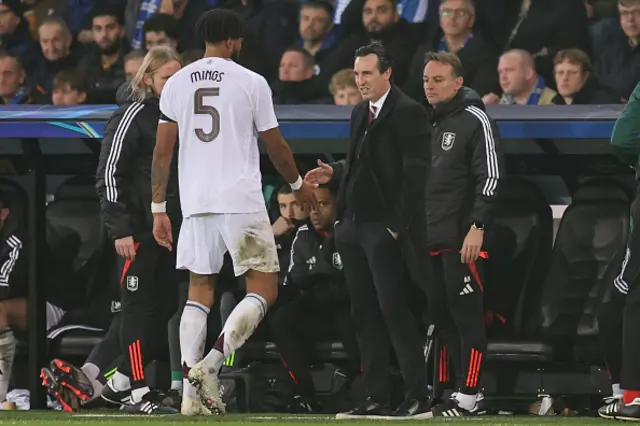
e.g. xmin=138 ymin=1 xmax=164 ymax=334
xmin=116 ymin=234 xmax=177 ymax=390
xmin=606 ymin=196 xmax=640 ymax=391
xmin=335 ymin=218 xmax=428 ymax=405
xmin=428 ymin=250 xmax=486 ymax=395
xmin=86 ymin=314 xmax=123 ymax=384
xmin=269 ymin=296 xmax=361 ymax=397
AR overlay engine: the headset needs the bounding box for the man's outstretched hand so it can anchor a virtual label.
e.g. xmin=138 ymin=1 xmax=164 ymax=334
xmin=304 ymin=159 xmax=333 ymax=187
xmin=293 ymin=181 xmax=318 ymax=212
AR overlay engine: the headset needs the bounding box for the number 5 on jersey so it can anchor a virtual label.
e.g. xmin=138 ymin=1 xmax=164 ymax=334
xmin=194 ymin=87 xmax=220 ymax=142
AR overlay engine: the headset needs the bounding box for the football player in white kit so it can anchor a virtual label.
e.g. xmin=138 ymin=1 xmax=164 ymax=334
xmin=149 ymin=9 xmax=318 ymax=416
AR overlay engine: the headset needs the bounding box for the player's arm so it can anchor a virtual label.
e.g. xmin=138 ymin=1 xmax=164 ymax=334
xmin=151 ymin=81 xmax=178 ymax=206
xmin=612 ymin=81 xmax=640 ymax=166
xmin=259 ymin=128 xmax=301 ymax=185
xmin=151 ymin=122 xmax=178 ymax=204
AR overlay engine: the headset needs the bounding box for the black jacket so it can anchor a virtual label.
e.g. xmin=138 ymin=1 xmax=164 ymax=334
xmin=332 ymin=85 xmax=430 ymax=235
xmin=286 ymin=224 xmax=349 ymax=304
xmin=425 ymin=87 xmax=504 ymax=249
xmin=96 ymin=84 xmax=180 ymax=241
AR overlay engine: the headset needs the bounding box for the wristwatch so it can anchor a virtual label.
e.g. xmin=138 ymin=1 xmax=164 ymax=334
xmin=472 ymin=221 xmax=485 ymax=231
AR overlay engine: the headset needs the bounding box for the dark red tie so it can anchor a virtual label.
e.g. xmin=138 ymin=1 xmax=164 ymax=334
xmin=368 ymin=105 xmax=377 ymax=124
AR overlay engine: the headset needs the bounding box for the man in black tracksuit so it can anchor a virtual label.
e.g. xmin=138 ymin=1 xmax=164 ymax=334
xmin=422 ymin=52 xmax=504 ymax=417
xmin=96 ymin=83 xmax=180 ymax=413
xmin=269 ymin=185 xmax=360 ymax=413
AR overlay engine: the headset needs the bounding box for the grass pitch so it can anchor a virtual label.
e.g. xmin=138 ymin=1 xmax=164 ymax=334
xmin=0 ymin=412 xmax=620 ymax=426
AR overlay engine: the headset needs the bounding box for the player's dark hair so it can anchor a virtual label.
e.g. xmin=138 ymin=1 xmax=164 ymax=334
xmin=143 ymin=13 xmax=179 ymax=42
xmin=354 ymin=42 xmax=392 ymax=73
xmin=195 ymin=9 xmax=245 ymax=44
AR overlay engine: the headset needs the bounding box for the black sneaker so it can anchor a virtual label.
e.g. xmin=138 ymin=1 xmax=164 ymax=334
xmin=599 ymin=399 xmax=640 ymax=421
xmin=389 ymin=397 xmax=431 ymax=419
xmin=49 ymin=359 xmax=94 ymax=403
xmin=335 ymin=397 xmax=390 ymax=419
xmin=429 ymin=397 xmax=479 ymax=417
xmin=162 ymin=389 xmax=182 ymax=410
xmin=289 ymin=395 xmax=322 ymax=413
xmin=42 ymin=367 xmax=86 ymax=412
xmin=101 ymin=380 xmax=132 ymax=406
xmin=120 ymin=390 xmax=179 ymax=414
xmin=476 ymin=392 xmax=487 ymax=415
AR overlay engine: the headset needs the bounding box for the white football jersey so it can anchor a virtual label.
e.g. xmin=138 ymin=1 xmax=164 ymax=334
xmin=159 ymin=57 xmax=279 ymax=217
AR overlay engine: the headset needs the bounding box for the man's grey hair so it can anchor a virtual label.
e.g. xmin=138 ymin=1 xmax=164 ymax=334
xmin=439 ymin=0 xmax=476 ymax=15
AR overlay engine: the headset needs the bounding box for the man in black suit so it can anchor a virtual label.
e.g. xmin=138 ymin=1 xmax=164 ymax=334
xmin=305 ymin=42 xmax=431 ymax=419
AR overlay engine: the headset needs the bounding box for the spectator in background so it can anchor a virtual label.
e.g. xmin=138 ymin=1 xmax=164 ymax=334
xmin=125 ymin=0 xmax=215 ymax=52
xmin=274 ymin=47 xmax=330 ymax=104
xmin=142 ymin=13 xmax=178 ymax=52
xmin=484 ymin=49 xmax=562 ymax=105
xmin=474 ymin=0 xmax=591 ymax=88
xmin=298 ymin=0 xmax=337 ymax=76
xmin=553 ymin=48 xmax=620 ymax=104
xmin=593 ymin=0 xmax=640 ymax=102
xmin=29 ymin=17 xmax=82 ymax=103
xmin=51 ymin=68 xmax=88 ymax=105
xmin=124 ymin=50 xmax=145 ymax=81
xmin=0 ymin=53 xmax=32 ymax=104
xmin=329 ymin=68 xmax=362 ymax=105
xmin=78 ymin=6 xmax=130 ymax=104
xmin=322 ymin=0 xmax=418 ymax=87
xmin=47 ymin=0 xmax=128 ymax=44
xmin=0 ymin=0 xmax=34 ymax=69
xmin=403 ymin=0 xmax=500 ymax=102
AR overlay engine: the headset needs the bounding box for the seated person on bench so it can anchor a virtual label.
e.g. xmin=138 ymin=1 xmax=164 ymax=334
xmin=269 ymin=185 xmax=360 ymax=413
xmin=0 ymin=190 xmax=75 ymax=403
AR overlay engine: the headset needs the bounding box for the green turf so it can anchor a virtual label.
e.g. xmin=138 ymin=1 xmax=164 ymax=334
xmin=0 ymin=412 xmax=620 ymax=426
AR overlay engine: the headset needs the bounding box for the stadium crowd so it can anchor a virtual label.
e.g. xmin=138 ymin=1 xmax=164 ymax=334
xmin=0 ymin=0 xmax=635 ymax=107
xmin=0 ymin=0 xmax=636 ymax=420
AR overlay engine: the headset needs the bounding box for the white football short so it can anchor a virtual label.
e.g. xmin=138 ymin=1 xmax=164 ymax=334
xmin=177 ymin=211 xmax=280 ymax=277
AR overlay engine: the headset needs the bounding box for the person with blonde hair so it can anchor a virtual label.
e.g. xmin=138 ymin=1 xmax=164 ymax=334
xmin=95 ymin=45 xmax=182 ymax=415
xmin=329 ymin=68 xmax=362 ymax=105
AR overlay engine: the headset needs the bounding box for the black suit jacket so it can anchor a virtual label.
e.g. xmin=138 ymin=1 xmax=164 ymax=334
xmin=331 ymin=86 xmax=431 ymax=282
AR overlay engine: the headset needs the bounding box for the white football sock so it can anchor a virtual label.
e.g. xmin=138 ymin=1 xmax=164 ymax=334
xmin=455 ymin=392 xmax=477 ymax=411
xmin=180 ymin=301 xmax=209 ymax=400
xmin=112 ymin=371 xmax=131 ymax=391
xmin=613 ymin=383 xmax=623 ymax=397
xmin=0 ymin=330 xmax=15 ymax=401
xmin=131 ymin=386 xmax=150 ymax=404
xmin=202 ymin=293 xmax=267 ymax=372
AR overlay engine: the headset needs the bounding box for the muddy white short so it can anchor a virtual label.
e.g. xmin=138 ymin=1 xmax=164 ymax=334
xmin=176 ymin=211 xmax=280 ymax=276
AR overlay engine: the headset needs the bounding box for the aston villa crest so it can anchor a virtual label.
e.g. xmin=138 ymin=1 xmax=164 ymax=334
xmin=441 ymin=132 xmax=456 ymax=151
xmin=333 ymin=253 xmax=343 ymax=270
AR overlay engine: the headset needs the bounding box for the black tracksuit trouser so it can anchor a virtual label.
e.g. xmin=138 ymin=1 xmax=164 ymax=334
xmin=269 ymin=296 xmax=361 ymax=397
xmin=428 ymin=250 xmax=487 ymax=395
xmin=116 ymin=233 xmax=177 ymax=390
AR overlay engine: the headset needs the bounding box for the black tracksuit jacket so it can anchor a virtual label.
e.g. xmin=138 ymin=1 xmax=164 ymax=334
xmin=285 ymin=224 xmax=350 ymax=304
xmin=425 ymin=87 xmax=505 ymax=249
xmin=96 ymin=84 xmax=180 ymax=241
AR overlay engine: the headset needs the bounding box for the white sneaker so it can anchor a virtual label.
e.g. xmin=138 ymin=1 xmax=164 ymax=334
xmin=181 ymin=395 xmax=211 ymax=416
xmin=187 ymin=361 xmax=226 ymax=415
